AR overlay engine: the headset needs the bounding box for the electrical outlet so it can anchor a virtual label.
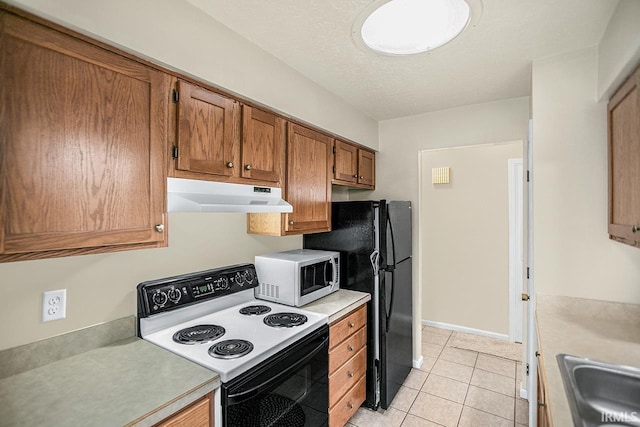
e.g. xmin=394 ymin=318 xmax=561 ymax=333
xmin=42 ymin=289 xmax=66 ymax=322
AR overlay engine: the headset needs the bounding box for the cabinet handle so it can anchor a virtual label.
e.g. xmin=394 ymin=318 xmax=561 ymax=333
xmin=289 ymin=220 xmax=294 ymax=225
xmin=245 ymin=164 xmax=252 ymax=171
xmin=633 ymin=225 xmax=639 ymax=233
xmin=359 ymin=176 xmax=364 ymax=179
xmin=353 ymin=174 xmax=358 ymax=178
xmin=155 ymin=224 xmax=165 ymax=233
xmin=349 ymin=322 xmax=355 ymax=328
xmin=226 ymin=162 xmax=234 ymax=168
xmin=348 ymin=371 xmax=354 ymax=377
xmin=348 ymin=402 xmax=354 ymax=409
xmin=348 ymin=345 xmax=354 ymax=351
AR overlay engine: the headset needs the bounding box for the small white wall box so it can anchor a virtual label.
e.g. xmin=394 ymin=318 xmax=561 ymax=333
xmin=432 ymin=167 xmax=451 ymax=184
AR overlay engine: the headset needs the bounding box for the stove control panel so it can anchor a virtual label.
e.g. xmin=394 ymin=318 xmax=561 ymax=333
xmin=137 ymin=264 xmax=258 ymax=316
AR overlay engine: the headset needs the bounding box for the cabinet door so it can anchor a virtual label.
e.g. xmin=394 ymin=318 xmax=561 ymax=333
xmin=285 ymin=123 xmax=332 ymax=234
xmin=0 ymin=13 xmax=167 ymax=258
xmin=334 ymin=140 xmax=358 ymax=184
xmin=176 ymin=80 xmax=238 ymax=177
xmin=608 ymin=66 xmax=640 ymax=247
xmin=358 ymin=149 xmax=376 ymax=188
xmin=241 ymin=106 xmax=285 ymax=184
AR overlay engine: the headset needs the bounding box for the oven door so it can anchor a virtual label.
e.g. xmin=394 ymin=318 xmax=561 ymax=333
xmin=221 ymin=324 xmax=329 ymax=427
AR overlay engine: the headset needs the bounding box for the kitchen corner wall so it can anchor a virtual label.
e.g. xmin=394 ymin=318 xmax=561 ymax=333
xmin=0 ymin=0 xmax=377 ymax=351
xmin=532 ymin=46 xmax=640 ymax=303
xmin=352 ymin=97 xmax=530 ymax=361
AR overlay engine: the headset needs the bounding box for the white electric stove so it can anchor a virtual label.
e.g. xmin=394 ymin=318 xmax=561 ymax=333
xmin=137 ymin=264 xmax=330 ymax=427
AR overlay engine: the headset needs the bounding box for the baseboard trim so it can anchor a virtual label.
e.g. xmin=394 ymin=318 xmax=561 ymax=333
xmin=413 ymin=355 xmax=423 ymax=369
xmin=422 ymin=319 xmax=510 ymax=341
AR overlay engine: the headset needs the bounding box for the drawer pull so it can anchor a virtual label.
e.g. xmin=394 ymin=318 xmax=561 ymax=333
xmin=348 ymin=402 xmax=354 ymax=409
xmin=348 ymin=345 xmax=354 ymax=351
xmin=348 ymin=371 xmax=354 ymax=377
xmin=349 ymin=322 xmax=355 ymax=328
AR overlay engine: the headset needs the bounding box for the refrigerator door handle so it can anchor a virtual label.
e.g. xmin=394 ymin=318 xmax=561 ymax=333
xmin=369 ymin=250 xmax=380 ymax=275
xmin=385 ymin=214 xmax=397 ymax=332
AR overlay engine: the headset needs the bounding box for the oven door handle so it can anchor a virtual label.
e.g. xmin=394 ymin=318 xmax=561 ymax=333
xmin=226 ymin=336 xmax=328 ymax=404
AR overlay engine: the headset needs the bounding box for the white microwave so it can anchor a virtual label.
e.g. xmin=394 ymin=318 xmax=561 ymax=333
xmin=254 ymin=249 xmax=340 ymax=307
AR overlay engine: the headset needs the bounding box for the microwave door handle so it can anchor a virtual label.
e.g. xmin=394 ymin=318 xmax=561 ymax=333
xmin=329 ymin=257 xmax=338 ymax=291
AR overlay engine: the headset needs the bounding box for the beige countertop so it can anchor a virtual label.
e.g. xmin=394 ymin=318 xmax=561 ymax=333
xmin=0 ymin=317 xmax=219 ymax=427
xmin=303 ymin=289 xmax=371 ymax=323
xmin=536 ymin=294 xmax=640 ymax=426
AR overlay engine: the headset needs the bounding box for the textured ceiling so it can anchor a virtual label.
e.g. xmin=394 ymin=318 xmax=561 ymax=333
xmin=185 ymin=0 xmax=618 ymax=120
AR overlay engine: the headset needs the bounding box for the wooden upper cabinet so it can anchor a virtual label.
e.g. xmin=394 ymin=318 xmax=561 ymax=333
xmin=333 ymin=140 xmax=376 ymax=189
xmin=285 ymin=123 xmax=333 ymax=234
xmin=0 ymin=12 xmax=168 ymax=261
xmin=176 ymin=80 xmax=238 ymax=177
xmin=241 ymin=106 xmax=285 ymax=184
xmin=247 ymin=123 xmax=332 ymax=235
xmin=334 ymin=140 xmax=358 ymax=184
xmin=608 ymin=65 xmax=640 ymax=248
xmin=358 ymin=149 xmax=376 ymax=188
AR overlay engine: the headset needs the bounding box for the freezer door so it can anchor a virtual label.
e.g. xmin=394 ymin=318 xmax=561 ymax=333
xmin=386 ymin=201 xmax=412 ymax=263
xmin=380 ymin=257 xmax=413 ymax=409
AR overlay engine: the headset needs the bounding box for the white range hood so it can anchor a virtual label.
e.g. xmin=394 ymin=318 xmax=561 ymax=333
xmin=167 ymin=177 xmax=292 ymax=213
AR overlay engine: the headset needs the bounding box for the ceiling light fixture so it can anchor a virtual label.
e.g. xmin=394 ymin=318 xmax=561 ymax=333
xmin=353 ymin=0 xmax=481 ymax=55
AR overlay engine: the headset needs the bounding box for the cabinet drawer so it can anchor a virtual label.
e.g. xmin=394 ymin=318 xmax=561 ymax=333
xmin=329 ymin=375 xmax=365 ymax=427
xmin=155 ymin=394 xmax=211 ymax=427
xmin=329 ymin=326 xmax=366 ymax=374
xmin=329 ymin=305 xmax=367 ymax=349
xmin=329 ymin=347 xmax=366 ymax=408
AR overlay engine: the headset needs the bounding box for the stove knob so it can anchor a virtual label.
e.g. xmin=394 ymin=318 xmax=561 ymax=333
xmin=167 ymin=288 xmax=181 ymax=303
xmin=234 ymin=272 xmax=244 ymax=286
xmin=243 ymin=270 xmax=255 ymax=284
xmin=152 ymin=291 xmax=168 ymax=306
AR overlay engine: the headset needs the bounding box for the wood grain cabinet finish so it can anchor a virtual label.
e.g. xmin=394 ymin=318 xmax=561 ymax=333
xmin=175 ymin=80 xmax=239 ymax=178
xmin=0 ymin=12 xmax=168 ymax=262
xmin=240 ymin=105 xmax=285 ymax=184
xmin=333 ymin=140 xmax=376 ymax=189
xmin=328 ymin=305 xmax=367 ymax=427
xmin=154 ymin=394 xmax=212 ymax=427
xmin=171 ymin=83 xmax=286 ymax=187
xmin=247 ymin=123 xmax=332 ymax=235
xmin=608 ymin=64 xmax=640 ymax=248
xmin=536 ymin=346 xmax=553 ymax=426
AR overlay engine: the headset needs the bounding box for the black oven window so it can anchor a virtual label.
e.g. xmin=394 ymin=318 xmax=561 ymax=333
xmin=226 ymin=360 xmax=328 ymax=426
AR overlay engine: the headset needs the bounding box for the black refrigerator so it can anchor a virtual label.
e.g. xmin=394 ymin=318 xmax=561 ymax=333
xmin=303 ymin=200 xmax=413 ymax=410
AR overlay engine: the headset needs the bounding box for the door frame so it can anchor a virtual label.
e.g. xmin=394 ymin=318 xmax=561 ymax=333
xmin=508 ymin=158 xmax=524 ymax=343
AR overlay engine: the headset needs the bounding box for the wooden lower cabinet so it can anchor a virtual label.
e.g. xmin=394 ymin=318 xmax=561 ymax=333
xmin=536 ymin=351 xmax=553 ymax=427
xmin=328 ymin=305 xmax=367 ymax=427
xmin=155 ymin=394 xmax=212 ymax=427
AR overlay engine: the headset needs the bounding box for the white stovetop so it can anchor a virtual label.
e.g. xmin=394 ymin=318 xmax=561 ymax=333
xmin=142 ymin=298 xmax=328 ymax=382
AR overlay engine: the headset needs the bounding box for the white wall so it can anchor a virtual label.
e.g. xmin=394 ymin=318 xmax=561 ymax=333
xmin=361 ymin=97 xmax=530 ymax=360
xmin=0 ymin=0 xmax=378 ymax=351
xmin=597 ymin=0 xmax=640 ymax=101
xmin=420 ymin=142 xmax=523 ymax=336
xmin=532 ymin=46 xmax=640 ymax=302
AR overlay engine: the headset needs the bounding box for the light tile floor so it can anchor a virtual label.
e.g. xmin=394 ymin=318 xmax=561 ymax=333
xmin=346 ymin=325 xmax=529 ymax=427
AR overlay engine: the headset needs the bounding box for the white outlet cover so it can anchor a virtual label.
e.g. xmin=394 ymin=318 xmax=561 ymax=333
xmin=42 ymin=289 xmax=66 ymax=322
